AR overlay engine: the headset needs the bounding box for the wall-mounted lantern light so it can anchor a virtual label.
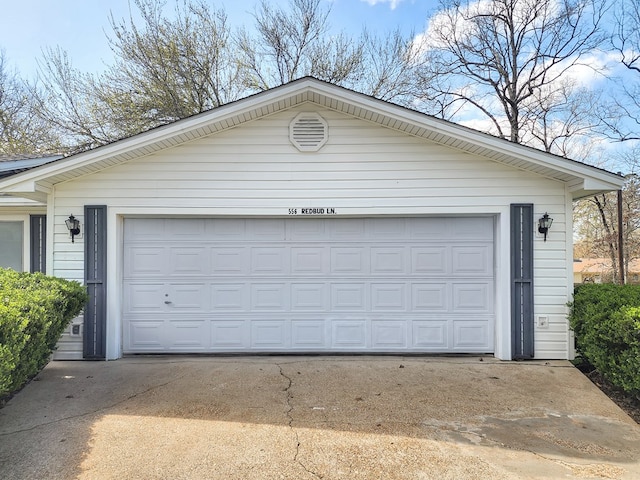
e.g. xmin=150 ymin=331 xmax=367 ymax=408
xmin=538 ymin=213 xmax=553 ymax=242
xmin=65 ymin=214 xmax=81 ymax=243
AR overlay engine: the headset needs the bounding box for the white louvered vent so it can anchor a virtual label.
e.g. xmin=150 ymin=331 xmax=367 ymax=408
xmin=289 ymin=113 xmax=328 ymax=152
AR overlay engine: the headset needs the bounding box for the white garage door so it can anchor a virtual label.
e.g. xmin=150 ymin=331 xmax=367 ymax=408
xmin=123 ymin=217 xmax=494 ymax=353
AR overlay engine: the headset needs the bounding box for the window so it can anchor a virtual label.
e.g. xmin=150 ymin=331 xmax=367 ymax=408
xmin=0 ymin=221 xmax=23 ymax=271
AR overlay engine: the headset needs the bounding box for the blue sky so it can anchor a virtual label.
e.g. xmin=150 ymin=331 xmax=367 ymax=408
xmin=0 ymin=0 xmax=439 ymax=78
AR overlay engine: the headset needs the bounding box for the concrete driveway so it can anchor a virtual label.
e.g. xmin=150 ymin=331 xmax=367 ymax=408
xmin=0 ymin=356 xmax=639 ymax=480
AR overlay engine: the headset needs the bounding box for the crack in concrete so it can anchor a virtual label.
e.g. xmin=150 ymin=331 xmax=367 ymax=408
xmin=277 ymin=364 xmax=322 ymax=479
xmin=0 ymin=379 xmax=176 ymax=436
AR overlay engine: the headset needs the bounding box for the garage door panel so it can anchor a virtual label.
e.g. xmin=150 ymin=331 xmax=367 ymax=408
xmin=331 ymin=283 xmax=367 ymax=310
xmin=211 ymin=284 xmax=248 ymax=310
xmin=371 ymin=283 xmax=406 ymax=310
xmin=126 ymin=321 xmax=165 ymax=351
xmin=124 ymin=218 xmax=165 ymax=241
xmin=251 ymin=321 xmax=287 ymax=348
xmin=409 ymin=217 xmax=449 ymax=239
xmin=291 ymin=283 xmax=328 ymax=310
xmin=291 ymin=320 xmax=325 ymax=348
xmin=169 ymin=247 xmax=208 ymax=276
xmin=206 ymin=218 xmax=246 ymax=238
xmin=288 ymin=218 xmax=326 ymax=239
xmin=453 ymin=320 xmax=491 ymax=350
xmin=125 ymin=247 xmax=167 ymax=276
xmin=411 ymin=284 xmax=448 ymax=311
xmin=248 ymin=219 xmax=286 ymax=240
xmin=251 ymin=247 xmax=288 ymax=274
xmin=369 ymin=218 xmax=407 ymax=238
xmin=452 ymin=246 xmax=492 ymax=275
xmin=168 ymin=283 xmax=208 ymax=311
xmin=331 ymin=247 xmax=367 ymax=274
xmin=125 ymin=283 xmax=165 ymax=312
xmin=167 ymin=321 xmax=207 ymax=350
xmin=451 ymin=217 xmax=493 ymax=240
xmin=291 ymin=247 xmax=327 ymax=274
xmin=211 ymin=321 xmax=248 ymax=348
xmin=251 ymin=284 xmax=288 ymax=310
xmin=371 ymin=247 xmax=407 ymax=274
xmin=452 ymin=282 xmax=493 ymax=312
xmin=123 ymin=217 xmax=495 ymax=354
xmin=371 ymin=321 xmax=407 ymax=348
xmin=328 ymin=218 xmax=365 ymax=238
xmin=411 ymin=247 xmax=448 ymax=274
xmin=412 ymin=321 xmax=448 ymax=348
xmin=166 ymin=219 xmax=207 ymax=240
xmin=331 ymin=320 xmax=367 ymax=349
xmin=211 ymin=247 xmax=249 ymax=274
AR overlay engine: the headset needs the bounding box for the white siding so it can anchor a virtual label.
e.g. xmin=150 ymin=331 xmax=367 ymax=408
xmin=51 ymin=106 xmax=571 ymax=359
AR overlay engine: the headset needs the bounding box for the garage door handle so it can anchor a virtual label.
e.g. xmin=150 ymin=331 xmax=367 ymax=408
xmin=164 ymin=300 xmax=172 ymax=304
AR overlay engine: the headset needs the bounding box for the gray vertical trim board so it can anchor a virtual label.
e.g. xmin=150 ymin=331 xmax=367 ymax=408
xmin=84 ymin=205 xmax=107 ymax=359
xmin=511 ymin=204 xmax=535 ymax=359
xmin=29 ymin=215 xmax=46 ymax=273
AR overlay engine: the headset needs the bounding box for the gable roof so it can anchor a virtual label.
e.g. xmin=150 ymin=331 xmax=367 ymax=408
xmin=0 ymin=77 xmax=624 ymax=202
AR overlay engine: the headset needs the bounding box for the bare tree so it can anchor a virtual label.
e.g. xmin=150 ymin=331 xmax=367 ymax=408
xmin=307 ymin=32 xmax=366 ymax=87
xmin=105 ymin=0 xmax=242 ymax=120
xmin=421 ymin=0 xmax=608 ymax=145
xmin=238 ymin=0 xmax=423 ymax=104
xmin=33 ymin=0 xmax=243 ymax=152
xmin=523 ymin=80 xmax=604 ymax=154
xmin=0 ymin=51 xmax=62 ymax=154
xmin=238 ymin=0 xmax=332 ymax=90
xmin=356 ymin=28 xmax=426 ymax=106
xmin=33 ymin=47 xmax=117 ymax=152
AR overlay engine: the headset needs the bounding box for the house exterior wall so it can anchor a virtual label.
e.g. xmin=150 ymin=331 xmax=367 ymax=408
xmin=49 ymin=106 xmax=571 ymax=360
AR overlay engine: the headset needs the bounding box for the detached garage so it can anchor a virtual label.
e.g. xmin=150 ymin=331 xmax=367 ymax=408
xmin=0 ymin=77 xmax=623 ymax=361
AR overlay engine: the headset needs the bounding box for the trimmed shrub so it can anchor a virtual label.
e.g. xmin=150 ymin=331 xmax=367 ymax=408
xmin=569 ymin=284 xmax=640 ymax=396
xmin=580 ymin=306 xmax=640 ymax=394
xmin=0 ymin=268 xmax=88 ymax=398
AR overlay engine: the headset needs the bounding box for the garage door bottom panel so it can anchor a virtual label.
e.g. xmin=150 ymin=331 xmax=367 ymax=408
xmin=123 ymin=317 xmax=494 ymax=353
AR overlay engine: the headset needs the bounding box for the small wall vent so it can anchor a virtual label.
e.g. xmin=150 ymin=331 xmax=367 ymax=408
xmin=290 ymin=113 xmax=328 ymax=152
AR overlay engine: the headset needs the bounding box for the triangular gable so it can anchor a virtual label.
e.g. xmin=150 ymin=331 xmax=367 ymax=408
xmin=0 ymin=77 xmax=624 ymax=201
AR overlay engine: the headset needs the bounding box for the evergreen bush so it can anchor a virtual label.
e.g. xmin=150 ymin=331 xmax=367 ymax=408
xmin=0 ymin=268 xmax=88 ymax=398
xmin=569 ymin=284 xmax=640 ymax=396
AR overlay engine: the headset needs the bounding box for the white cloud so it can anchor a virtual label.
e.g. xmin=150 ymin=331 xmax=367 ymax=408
xmin=360 ymin=0 xmax=404 ymax=10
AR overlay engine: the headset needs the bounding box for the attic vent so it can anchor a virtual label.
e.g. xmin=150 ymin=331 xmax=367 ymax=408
xmin=290 ymin=113 xmax=328 ymax=152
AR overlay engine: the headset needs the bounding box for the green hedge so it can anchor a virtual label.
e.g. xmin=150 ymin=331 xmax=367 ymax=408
xmin=0 ymin=268 xmax=88 ymax=398
xmin=569 ymin=284 xmax=640 ymax=395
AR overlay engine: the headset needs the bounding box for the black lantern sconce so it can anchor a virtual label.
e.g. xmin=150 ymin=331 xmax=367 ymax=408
xmin=538 ymin=213 xmax=553 ymax=242
xmin=65 ymin=214 xmax=81 ymax=243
